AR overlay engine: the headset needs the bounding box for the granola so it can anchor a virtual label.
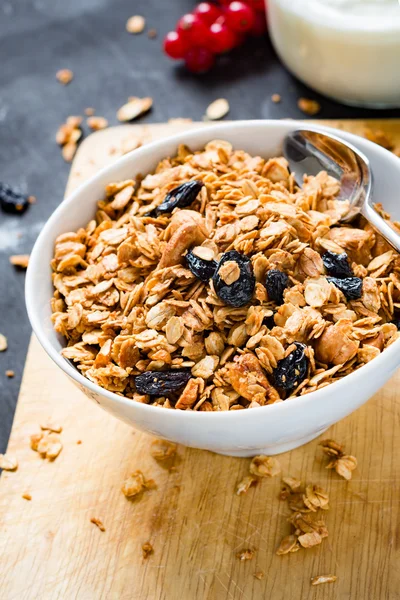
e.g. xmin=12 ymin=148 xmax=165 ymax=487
xmin=50 ymin=141 xmax=400 ymax=410
xmin=319 ymin=439 xmax=357 ymax=480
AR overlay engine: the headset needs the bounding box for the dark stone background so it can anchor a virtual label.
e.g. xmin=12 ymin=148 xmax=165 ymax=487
xmin=1 ymin=0 xmax=399 ymax=452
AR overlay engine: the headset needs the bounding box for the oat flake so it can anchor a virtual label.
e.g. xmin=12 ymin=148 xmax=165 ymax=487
xmin=206 ymin=98 xmax=230 ymax=121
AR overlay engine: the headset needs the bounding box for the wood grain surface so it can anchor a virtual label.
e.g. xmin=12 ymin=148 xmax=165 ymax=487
xmin=1 ymin=120 xmax=400 ymax=600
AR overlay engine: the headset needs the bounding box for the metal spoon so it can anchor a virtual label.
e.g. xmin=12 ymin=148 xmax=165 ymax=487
xmin=283 ymin=128 xmax=400 ymax=253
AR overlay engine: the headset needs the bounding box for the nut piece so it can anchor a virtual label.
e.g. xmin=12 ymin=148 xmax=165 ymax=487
xmin=87 ymin=116 xmax=108 ymax=131
xmin=150 ymin=439 xmax=177 ymax=461
xmin=249 ymin=455 xmax=281 ymax=478
xmin=9 ymin=254 xmax=30 ymax=268
xmin=56 ymin=69 xmax=73 ymax=85
xmin=0 ymin=334 xmax=7 ymax=351
xmin=298 ymin=98 xmax=321 ymax=115
xmin=206 ymin=98 xmax=230 ymax=121
xmin=311 ymin=574 xmax=337 ymax=586
xmin=126 ymin=15 xmax=146 ymax=34
xmin=229 ymin=353 xmax=280 ymax=405
xmin=0 ymin=453 xmax=18 ymax=471
xmin=142 ymin=541 xmax=154 ymax=558
xmin=117 ymin=97 xmax=152 ymax=122
xmin=90 ymin=517 xmax=106 ymax=532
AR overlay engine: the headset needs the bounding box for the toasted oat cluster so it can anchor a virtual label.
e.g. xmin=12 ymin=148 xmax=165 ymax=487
xmin=50 ymin=140 xmax=400 ymax=410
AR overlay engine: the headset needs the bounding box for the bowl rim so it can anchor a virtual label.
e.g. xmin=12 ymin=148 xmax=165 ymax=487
xmin=26 ymin=119 xmax=400 ymax=421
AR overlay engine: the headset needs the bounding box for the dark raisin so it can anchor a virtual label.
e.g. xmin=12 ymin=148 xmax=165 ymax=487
xmin=212 ymin=250 xmax=255 ymax=308
xmin=273 ymin=342 xmax=308 ymax=391
xmin=392 ymin=318 xmax=400 ymax=331
xmin=155 ymin=180 xmax=203 ymax=215
xmin=265 ymin=269 xmax=289 ymax=305
xmin=322 ymin=251 xmax=353 ymax=278
xmin=262 ymin=313 xmax=276 ymax=329
xmin=185 ymin=249 xmax=217 ymax=282
xmin=0 ymin=183 xmax=30 ymax=215
xmin=327 ymin=276 xmax=363 ymax=301
xmin=134 ymin=370 xmax=191 ymax=396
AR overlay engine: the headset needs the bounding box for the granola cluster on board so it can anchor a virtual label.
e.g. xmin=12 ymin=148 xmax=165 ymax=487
xmin=50 ymin=140 xmax=400 ymax=410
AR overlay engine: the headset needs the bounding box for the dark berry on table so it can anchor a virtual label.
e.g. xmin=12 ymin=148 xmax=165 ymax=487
xmin=208 ymin=22 xmax=237 ymax=53
xmin=262 ymin=313 xmax=276 ymax=329
xmin=177 ymin=13 xmax=211 ymax=46
xmin=155 ymin=180 xmax=204 ymax=215
xmin=265 ymin=269 xmax=289 ymax=305
xmin=213 ymin=250 xmax=256 ymax=307
xmin=184 ymin=46 xmax=215 ymax=73
xmin=134 ymin=370 xmax=191 ymax=396
xmin=194 ymin=2 xmax=223 ymax=26
xmin=322 ymin=251 xmax=353 ymax=278
xmin=163 ymin=31 xmax=188 ymax=60
xmin=185 ymin=249 xmax=217 ymax=282
xmin=225 ymin=1 xmax=255 ymax=33
xmin=273 ymin=343 xmax=308 ymax=392
xmin=327 ymin=276 xmax=363 ymax=301
xmin=0 ymin=183 xmax=30 ymax=215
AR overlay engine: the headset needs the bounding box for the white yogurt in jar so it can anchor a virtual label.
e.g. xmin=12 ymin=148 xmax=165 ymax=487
xmin=268 ymin=0 xmax=400 ymax=107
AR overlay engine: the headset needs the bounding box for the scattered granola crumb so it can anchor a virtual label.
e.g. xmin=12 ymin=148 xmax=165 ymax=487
xmin=117 ymin=97 xmax=152 ymax=122
xmin=40 ymin=421 xmax=62 ymax=434
xmin=22 ymin=493 xmax=32 ymax=501
xmin=56 ymin=116 xmax=82 ymax=162
xmin=147 ymin=28 xmax=157 ymax=39
xmin=126 ymin=15 xmax=146 ymax=34
xmin=34 ymin=432 xmax=63 ymax=460
xmin=276 ymin=534 xmax=299 ymax=555
xmin=298 ymin=97 xmax=321 ymax=116
xmin=236 ymin=474 xmax=258 ymax=495
xmin=9 ymin=254 xmax=30 ymax=268
xmin=0 ymin=453 xmax=18 ymax=471
xmin=253 ymin=571 xmax=264 ymax=580
xmin=56 ymin=69 xmax=74 ymax=85
xmin=311 ymin=574 xmax=337 ymax=586
xmin=122 ymin=470 xmax=155 ymax=498
xmin=87 ymin=116 xmax=108 ymax=131
xmin=271 ymin=93 xmax=281 ymax=103
xmin=319 ymin=439 xmax=357 ymax=480
xmin=0 ymin=334 xmax=8 ymax=351
xmin=28 ymin=195 xmax=36 ymax=204
xmin=364 ymin=128 xmax=394 ymax=151
xmin=236 ymin=549 xmax=255 ymax=561
xmin=150 ymin=439 xmax=177 ymax=461
xmin=142 ymin=541 xmax=154 ymax=558
xmin=90 ymin=517 xmax=106 ymax=532
xmin=76 ymin=440 xmax=82 ymax=444
xmin=249 ymin=455 xmax=281 ymax=478
xmin=84 ymin=107 xmax=95 ymax=116
xmin=5 ymin=370 xmax=15 ymax=378
xmin=206 ymin=98 xmax=230 ymax=121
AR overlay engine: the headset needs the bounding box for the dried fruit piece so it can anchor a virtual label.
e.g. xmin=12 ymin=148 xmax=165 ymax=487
xmin=117 ymin=97 xmax=152 ymax=122
xmin=322 ymin=251 xmax=353 ymax=278
xmin=155 ymin=180 xmax=203 ymax=215
xmin=206 ymin=98 xmax=230 ymax=120
xmin=0 ymin=183 xmax=29 ymax=214
xmin=213 ymin=250 xmax=255 ymax=307
xmin=273 ymin=343 xmax=308 ymax=391
xmin=265 ymin=269 xmax=289 ymax=305
xmin=134 ymin=370 xmax=191 ymax=395
xmin=185 ymin=248 xmax=217 ymax=282
xmin=327 ymin=276 xmax=363 ymax=300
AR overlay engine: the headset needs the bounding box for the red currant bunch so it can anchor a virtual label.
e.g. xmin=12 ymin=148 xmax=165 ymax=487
xmin=163 ymin=1 xmax=267 ymax=73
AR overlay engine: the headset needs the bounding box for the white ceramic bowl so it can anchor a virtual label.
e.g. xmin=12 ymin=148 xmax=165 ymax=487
xmin=26 ymin=120 xmax=400 ymax=457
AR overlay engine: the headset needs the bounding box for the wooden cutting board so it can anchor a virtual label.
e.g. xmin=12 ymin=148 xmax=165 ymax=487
xmin=1 ymin=120 xmax=400 ymax=600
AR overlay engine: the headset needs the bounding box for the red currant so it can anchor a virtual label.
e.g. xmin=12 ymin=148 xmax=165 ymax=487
xmin=249 ymin=9 xmax=267 ymax=35
xmin=163 ymin=31 xmax=188 ymax=59
xmin=177 ymin=13 xmax=210 ymax=46
xmin=225 ymin=1 xmax=255 ymax=32
xmin=208 ymin=22 xmax=237 ymax=53
xmin=244 ymin=0 xmax=265 ymax=12
xmin=194 ymin=2 xmax=223 ymax=25
xmin=184 ymin=47 xmax=215 ymax=73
